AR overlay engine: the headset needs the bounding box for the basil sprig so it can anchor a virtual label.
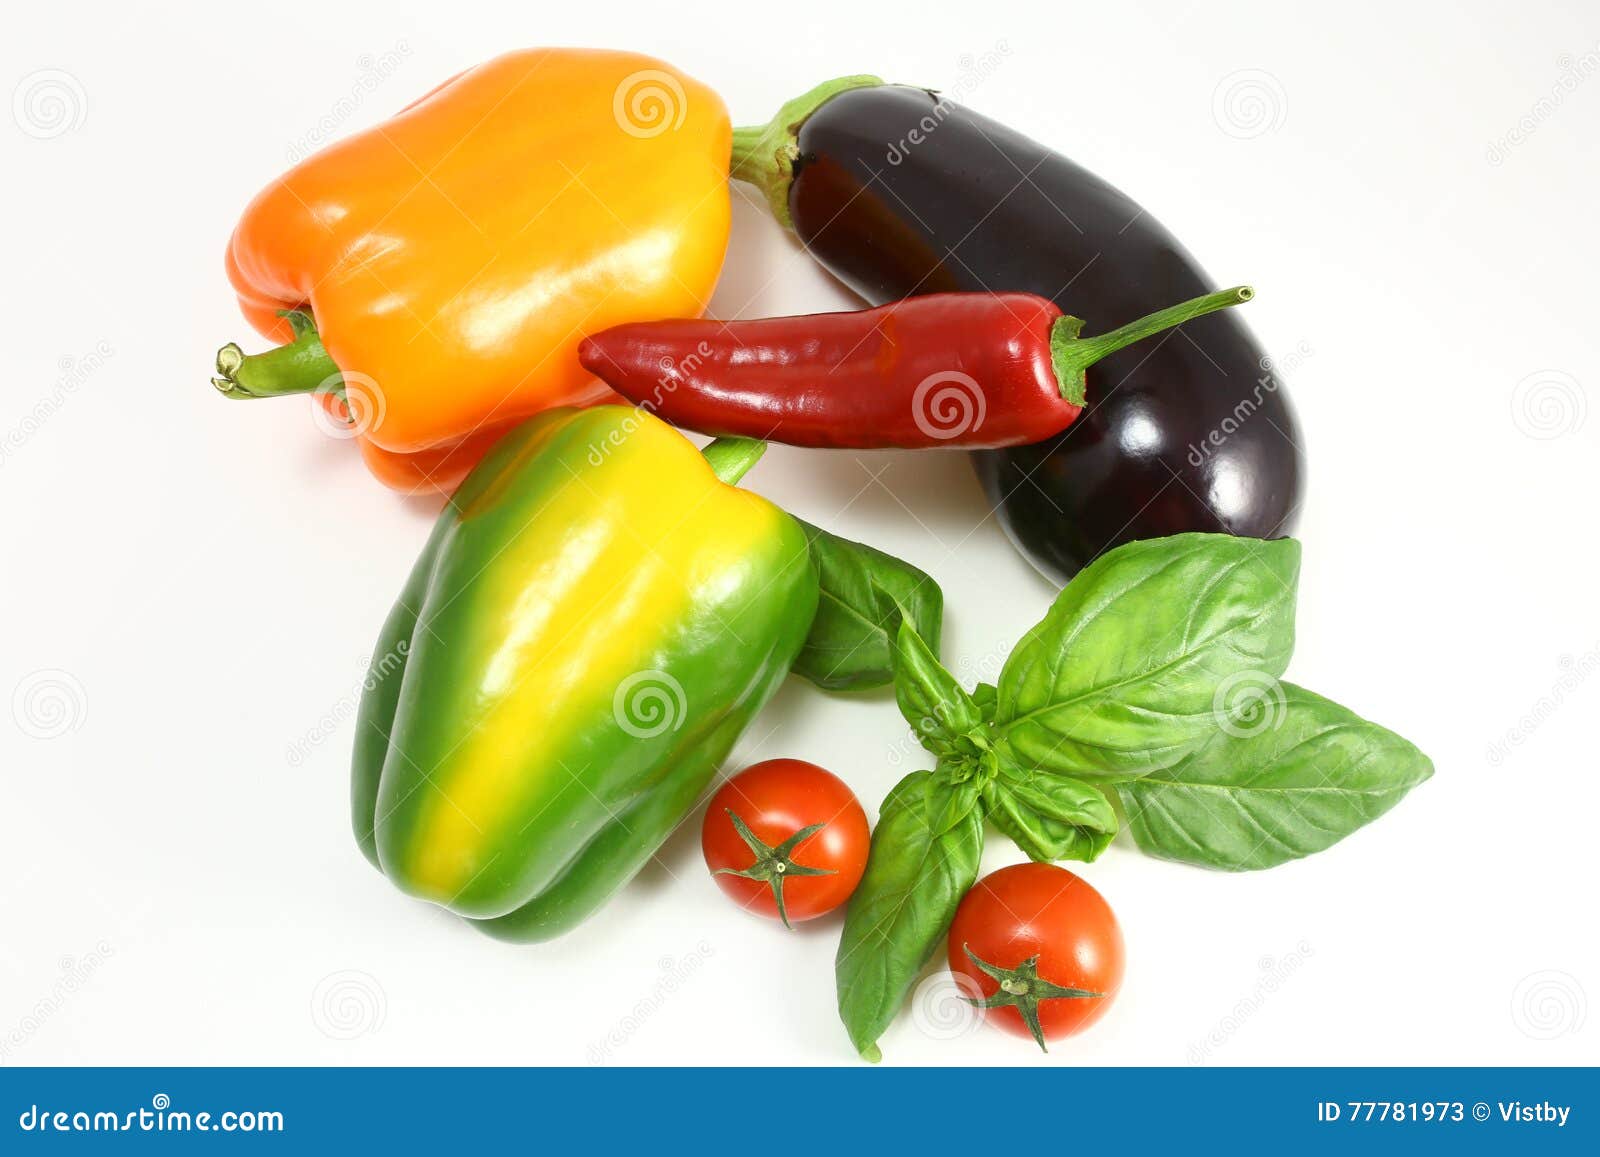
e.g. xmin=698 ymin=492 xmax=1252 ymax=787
xmin=791 ymin=520 xmax=943 ymax=692
xmin=835 ymin=532 xmax=1432 ymax=1061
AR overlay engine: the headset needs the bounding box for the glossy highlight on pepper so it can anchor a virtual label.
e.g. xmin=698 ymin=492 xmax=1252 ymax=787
xmin=352 ymin=407 xmax=818 ymax=941
xmin=217 ymin=48 xmax=733 ymax=493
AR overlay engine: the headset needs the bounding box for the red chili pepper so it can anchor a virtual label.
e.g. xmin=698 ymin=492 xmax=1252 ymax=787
xmin=577 ymin=286 xmax=1252 ymax=449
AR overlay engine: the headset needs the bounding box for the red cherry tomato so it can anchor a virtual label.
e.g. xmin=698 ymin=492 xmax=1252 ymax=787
xmin=701 ymin=759 xmax=870 ymax=928
xmin=947 ymin=862 xmax=1124 ymax=1050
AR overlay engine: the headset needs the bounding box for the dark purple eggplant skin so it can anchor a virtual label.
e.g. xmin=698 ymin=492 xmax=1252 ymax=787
xmin=787 ymin=84 xmax=1303 ymax=584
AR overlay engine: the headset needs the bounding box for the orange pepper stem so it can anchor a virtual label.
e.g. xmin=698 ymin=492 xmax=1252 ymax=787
xmin=212 ymin=311 xmax=343 ymax=402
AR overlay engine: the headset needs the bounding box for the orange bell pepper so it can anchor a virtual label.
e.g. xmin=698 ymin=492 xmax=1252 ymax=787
xmin=213 ymin=48 xmax=731 ymax=493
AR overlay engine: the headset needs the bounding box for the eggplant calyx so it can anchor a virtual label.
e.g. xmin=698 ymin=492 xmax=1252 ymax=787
xmin=729 ymin=75 xmax=884 ymax=230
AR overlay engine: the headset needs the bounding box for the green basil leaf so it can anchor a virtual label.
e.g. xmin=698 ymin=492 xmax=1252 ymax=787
xmin=970 ymin=681 xmax=998 ymax=721
xmin=836 ymin=771 xmax=984 ymax=1062
xmin=791 ymin=520 xmax=944 ymax=691
xmin=931 ymin=761 xmax=985 ymax=835
xmin=995 ymin=533 xmax=1300 ymax=781
xmin=892 ymin=617 xmax=983 ymax=759
xmin=1116 ymin=683 xmax=1433 ymax=870
xmin=982 ymin=767 xmax=1118 ymax=863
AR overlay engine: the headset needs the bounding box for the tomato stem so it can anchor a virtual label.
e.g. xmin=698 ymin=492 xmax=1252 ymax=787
xmin=961 ymin=943 xmax=1103 ymax=1053
xmin=713 ymin=808 xmax=836 ymax=929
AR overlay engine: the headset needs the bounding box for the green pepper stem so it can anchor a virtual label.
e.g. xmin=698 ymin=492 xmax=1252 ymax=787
xmin=1049 ymin=285 xmax=1254 ymax=407
xmin=700 ymin=437 xmax=767 ymax=486
xmin=212 ymin=314 xmax=343 ymax=401
xmin=729 ymin=75 xmax=884 ymax=231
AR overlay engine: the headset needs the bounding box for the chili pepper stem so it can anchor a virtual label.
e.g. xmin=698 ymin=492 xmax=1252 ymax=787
xmin=700 ymin=436 xmax=767 ymax=486
xmin=729 ymin=75 xmax=883 ymax=231
xmin=1049 ymin=285 xmax=1254 ymax=406
xmin=212 ymin=310 xmax=345 ymax=402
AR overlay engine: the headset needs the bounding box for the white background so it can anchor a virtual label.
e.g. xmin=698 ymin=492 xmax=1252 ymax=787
xmin=3 ymin=0 xmax=1596 ymax=1067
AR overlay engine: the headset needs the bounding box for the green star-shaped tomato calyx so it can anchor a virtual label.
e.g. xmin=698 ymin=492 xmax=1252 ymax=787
xmin=961 ymin=943 xmax=1104 ymax=1053
xmin=714 ymin=809 xmax=837 ymax=930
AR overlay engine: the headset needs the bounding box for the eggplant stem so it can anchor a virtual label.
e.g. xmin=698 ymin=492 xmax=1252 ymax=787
xmin=729 ymin=75 xmax=884 ymax=231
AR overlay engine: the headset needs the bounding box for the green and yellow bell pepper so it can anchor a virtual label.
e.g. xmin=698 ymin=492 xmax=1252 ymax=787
xmin=352 ymin=406 xmax=818 ymax=942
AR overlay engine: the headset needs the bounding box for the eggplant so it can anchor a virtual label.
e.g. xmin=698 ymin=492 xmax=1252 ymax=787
xmin=732 ymin=79 xmax=1303 ymax=584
